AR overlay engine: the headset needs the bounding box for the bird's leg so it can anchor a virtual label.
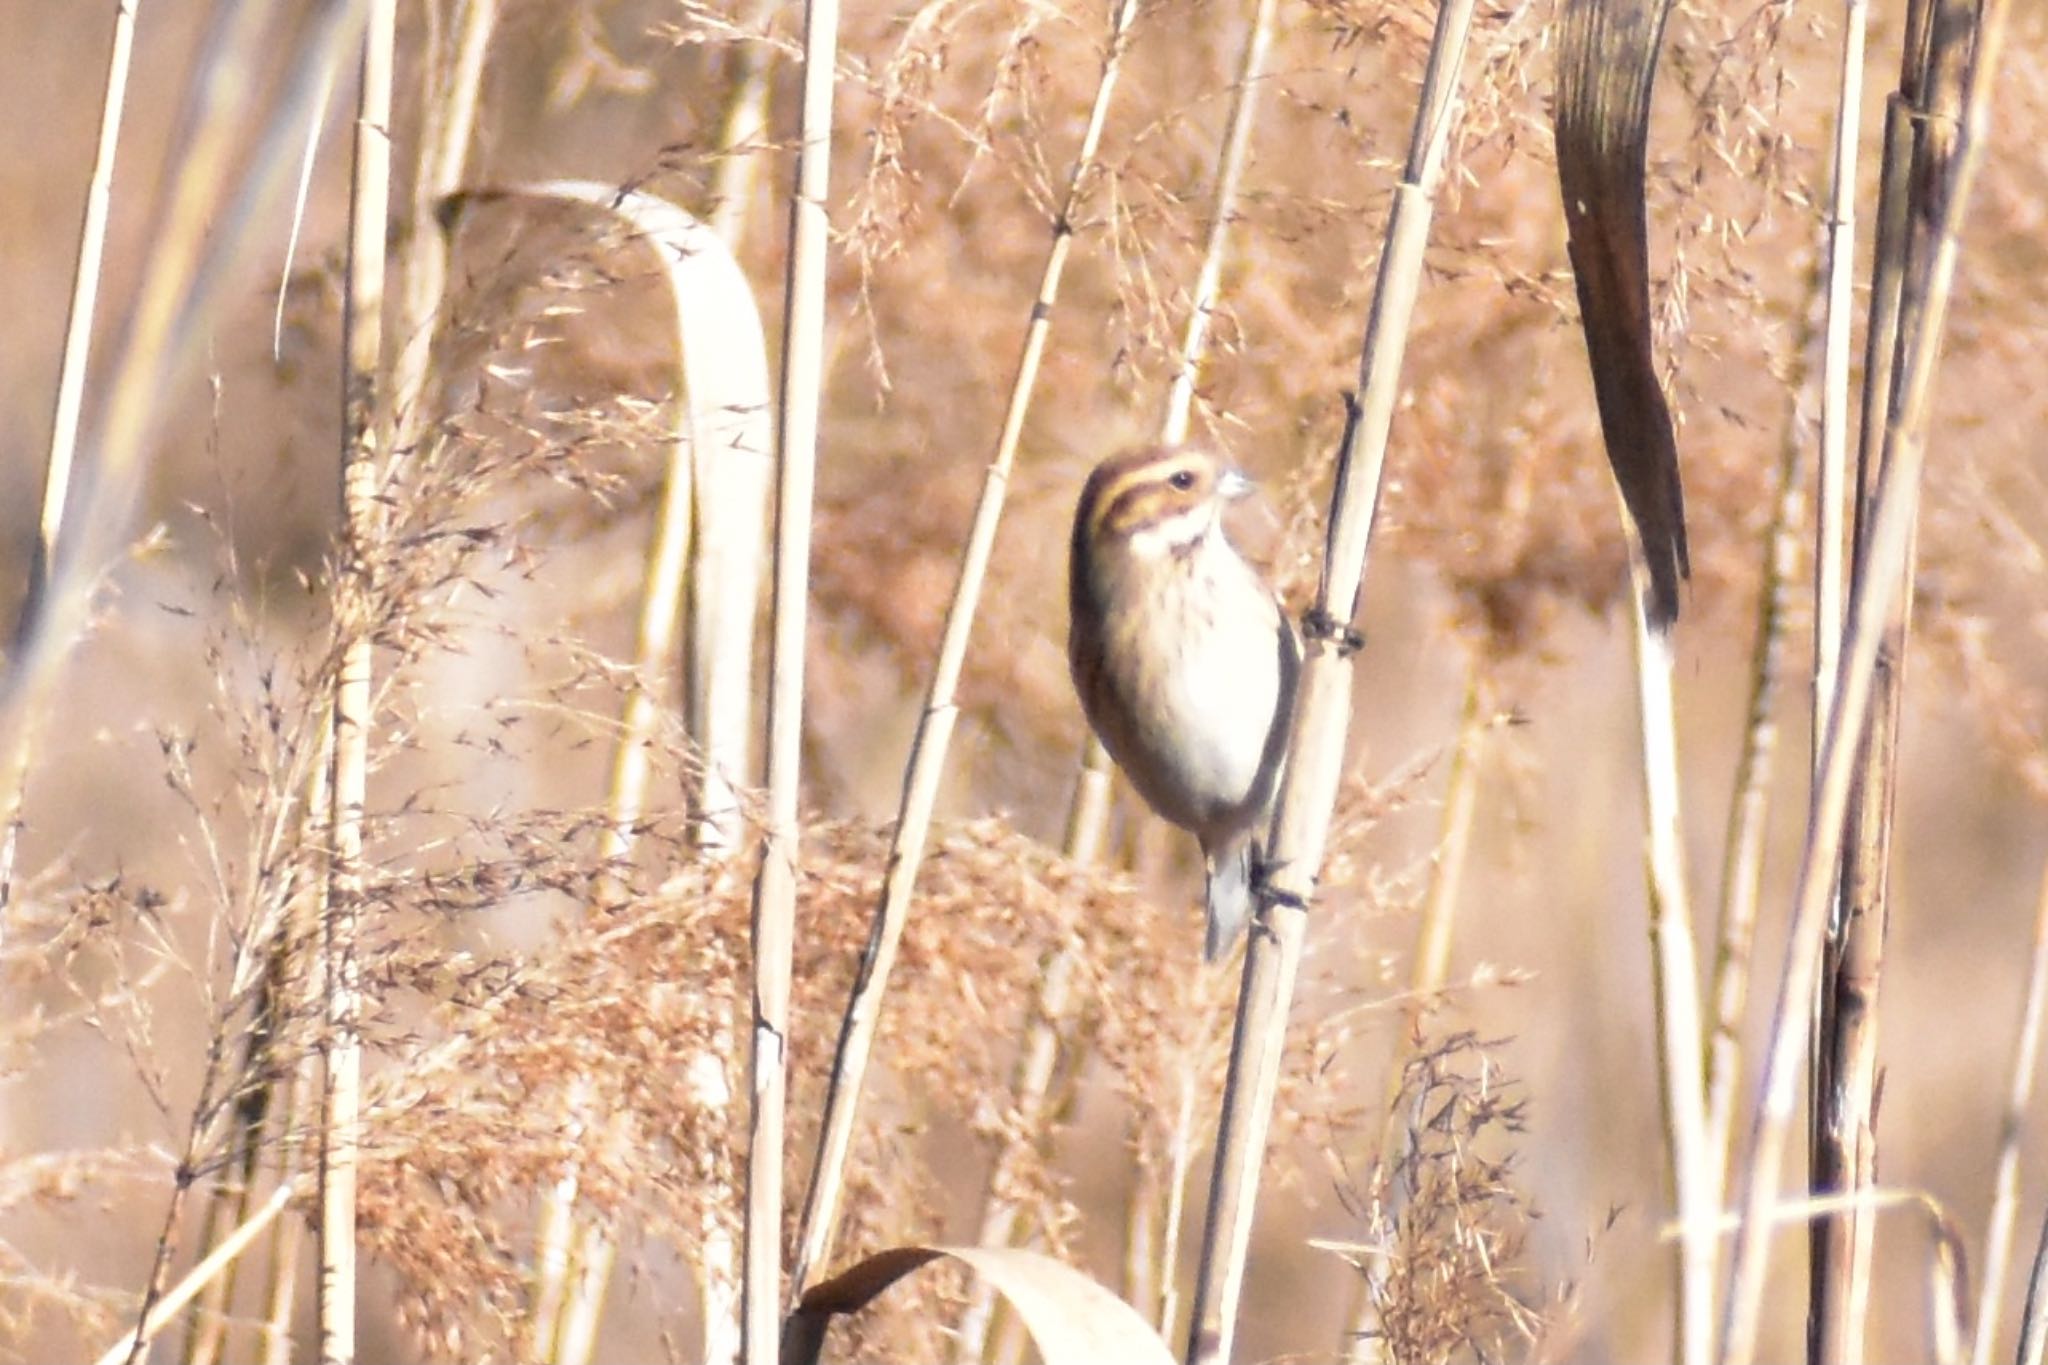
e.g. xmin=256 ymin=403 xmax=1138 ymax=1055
xmin=1249 ymin=842 xmax=1308 ymax=911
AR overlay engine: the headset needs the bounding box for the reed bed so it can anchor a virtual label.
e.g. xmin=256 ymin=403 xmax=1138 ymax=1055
xmin=1 ymin=1 xmax=2045 ymax=1363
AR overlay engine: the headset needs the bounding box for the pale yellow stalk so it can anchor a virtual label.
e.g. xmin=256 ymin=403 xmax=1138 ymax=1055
xmin=94 ymin=1182 xmax=303 ymax=1365
xmin=1718 ymin=1 xmax=2017 ymax=1356
xmin=748 ymin=0 xmax=841 ymax=1356
xmin=18 ymin=0 xmax=142 ymax=642
xmin=1969 ymin=859 xmax=2048 ymax=1365
xmin=1185 ymin=0 xmax=1480 ymax=1354
xmin=960 ymin=5 xmax=1280 ymax=1359
xmin=319 ymin=6 xmax=397 ymax=1361
xmin=786 ymin=0 xmax=1141 ymax=1305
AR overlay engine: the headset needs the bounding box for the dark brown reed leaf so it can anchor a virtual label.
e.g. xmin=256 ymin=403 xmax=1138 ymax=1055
xmin=1554 ymin=0 xmax=1689 ymax=630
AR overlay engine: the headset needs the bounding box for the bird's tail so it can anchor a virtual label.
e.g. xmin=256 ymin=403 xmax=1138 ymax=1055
xmin=1204 ymin=841 xmax=1254 ymax=963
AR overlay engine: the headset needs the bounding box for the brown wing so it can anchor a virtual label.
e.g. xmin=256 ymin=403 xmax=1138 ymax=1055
xmin=1249 ymin=600 xmax=1300 ymax=823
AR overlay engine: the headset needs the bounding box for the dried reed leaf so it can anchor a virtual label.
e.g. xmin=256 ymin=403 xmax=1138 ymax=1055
xmin=788 ymin=1244 xmax=1175 ymax=1365
xmin=1554 ymin=0 xmax=1689 ymax=628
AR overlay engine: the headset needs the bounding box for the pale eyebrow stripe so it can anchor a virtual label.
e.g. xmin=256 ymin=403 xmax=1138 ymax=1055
xmin=1086 ymin=454 xmax=1203 ymax=535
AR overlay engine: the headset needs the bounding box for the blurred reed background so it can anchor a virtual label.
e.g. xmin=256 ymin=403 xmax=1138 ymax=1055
xmin=0 ymin=0 xmax=2044 ymax=1362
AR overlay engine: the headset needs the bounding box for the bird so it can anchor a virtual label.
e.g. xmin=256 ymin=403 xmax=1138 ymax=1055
xmin=1067 ymin=444 xmax=1301 ymax=961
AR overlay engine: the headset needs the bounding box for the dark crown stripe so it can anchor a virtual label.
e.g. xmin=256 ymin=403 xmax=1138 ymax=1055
xmin=1081 ymin=448 xmax=1202 ymax=538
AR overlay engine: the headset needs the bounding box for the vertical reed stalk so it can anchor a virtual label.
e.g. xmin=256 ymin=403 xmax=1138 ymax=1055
xmin=1718 ymin=0 xmax=2015 ymax=1355
xmin=519 ymin=35 xmax=769 ymax=1364
xmin=179 ymin=972 xmax=277 ymax=1365
xmin=1706 ymin=364 xmax=1804 ymax=1174
xmin=1813 ymin=0 xmax=1962 ymax=1354
xmin=176 ymin=10 xmax=499 ymax=1361
xmin=1811 ymin=0 xmax=1866 ymax=735
xmin=260 ymin=1091 xmax=311 ymax=1365
xmin=1087 ymin=1050 xmax=1208 ymax=1365
xmin=1801 ymin=0 xmax=1867 ymax=1337
xmin=1631 ymin=593 xmax=1715 ymax=1365
xmin=0 ymin=0 xmax=141 ymax=1205
xmin=707 ymin=0 xmax=775 ymax=251
xmin=245 ymin=702 xmax=332 ymax=1365
xmin=786 ymin=0 xmax=1140 ymax=1304
xmin=1810 ymin=582 xmax=1910 ymax=1365
xmin=195 ymin=10 xmax=427 ymax=1324
xmin=1344 ymin=660 xmax=1487 ymax=1362
xmin=1967 ymin=858 xmax=2048 ymax=1365
xmin=1186 ymin=0 xmax=1479 ymax=1355
xmin=2018 ymin=1201 xmax=2048 ymax=1365
xmin=0 ymin=8 xmax=373 ymax=1350
xmin=1152 ymin=1056 xmax=1205 ymax=1340
xmin=527 ymin=1151 xmax=583 ymax=1361
xmin=1408 ymin=671 xmax=1484 ymax=1012
xmin=1066 ymin=742 xmax=1117 ymax=869
xmin=392 ymin=0 xmax=497 ymax=436
xmin=4 ymin=0 xmax=142 ymax=769
xmin=1125 ymin=1152 xmax=1163 ymax=1323
xmin=1554 ymin=0 xmax=1710 ymax=1345
xmin=320 ymin=7 xmax=397 ymax=1362
xmin=3 ymin=0 xmax=276 ymax=935
xmin=749 ymin=0 xmax=840 ymax=1357
xmin=1156 ymin=0 xmax=1276 ymax=452
xmin=673 ymin=56 xmax=780 ymax=1341
xmin=551 ymin=1225 xmax=619 ymax=1365
xmin=955 ymin=6 xmax=1278 ymax=1359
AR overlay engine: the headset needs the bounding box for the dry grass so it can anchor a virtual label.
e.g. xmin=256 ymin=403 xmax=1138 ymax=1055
xmin=0 ymin=0 xmax=2045 ymax=1362
xmin=1355 ymin=1032 xmax=1543 ymax=1365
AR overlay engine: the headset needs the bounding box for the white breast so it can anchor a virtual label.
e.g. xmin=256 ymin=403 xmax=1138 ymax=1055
xmin=1158 ymin=555 xmax=1283 ymax=804
xmin=1107 ymin=530 xmax=1288 ymax=841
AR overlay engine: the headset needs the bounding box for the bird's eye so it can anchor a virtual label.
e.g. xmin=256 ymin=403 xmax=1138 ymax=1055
xmin=1168 ymin=470 xmax=1197 ymax=492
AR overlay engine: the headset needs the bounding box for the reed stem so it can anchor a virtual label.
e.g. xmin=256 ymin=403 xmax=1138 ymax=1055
xmin=318 ymin=7 xmax=396 ymax=1361
xmin=786 ymin=0 xmax=1141 ymax=1304
xmin=749 ymin=0 xmax=841 ymax=1356
xmin=1718 ymin=2 xmax=2016 ymax=1355
xmin=1185 ymin=0 xmax=1479 ymax=1353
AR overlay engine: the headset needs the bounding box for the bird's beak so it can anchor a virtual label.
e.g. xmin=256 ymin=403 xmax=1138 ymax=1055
xmin=1218 ymin=468 xmax=1254 ymax=501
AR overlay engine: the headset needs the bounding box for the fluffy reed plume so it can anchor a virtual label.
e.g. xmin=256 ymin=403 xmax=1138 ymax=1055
xmin=1355 ymin=1032 xmax=1541 ymax=1365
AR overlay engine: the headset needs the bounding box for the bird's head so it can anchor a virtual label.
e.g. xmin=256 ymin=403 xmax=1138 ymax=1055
xmin=1074 ymin=445 xmax=1252 ymax=567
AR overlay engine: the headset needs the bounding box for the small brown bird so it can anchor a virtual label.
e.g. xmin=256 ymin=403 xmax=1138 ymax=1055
xmin=1068 ymin=445 xmax=1300 ymax=960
